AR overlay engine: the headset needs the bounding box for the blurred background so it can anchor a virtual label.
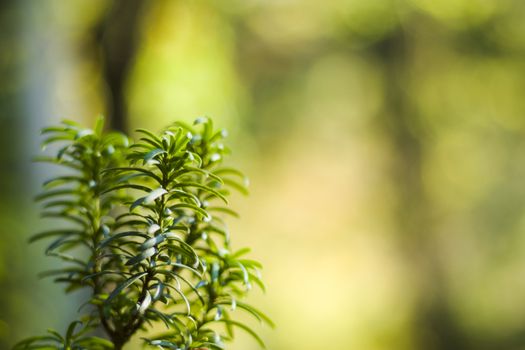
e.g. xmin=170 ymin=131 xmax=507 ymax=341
xmin=3 ymin=0 xmax=525 ymax=349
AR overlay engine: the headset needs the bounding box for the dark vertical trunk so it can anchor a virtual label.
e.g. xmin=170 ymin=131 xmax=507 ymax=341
xmin=371 ymin=28 xmax=468 ymax=350
xmin=90 ymin=2 xmax=148 ymax=346
xmin=113 ymin=341 xmax=124 ymax=350
xmin=95 ymin=0 xmax=148 ymax=133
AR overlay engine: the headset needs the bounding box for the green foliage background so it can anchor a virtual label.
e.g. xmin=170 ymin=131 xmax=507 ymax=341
xmin=3 ymin=0 xmax=525 ymax=349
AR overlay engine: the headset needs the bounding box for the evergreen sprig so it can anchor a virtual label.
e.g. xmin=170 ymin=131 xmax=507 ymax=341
xmin=14 ymin=117 xmax=272 ymax=350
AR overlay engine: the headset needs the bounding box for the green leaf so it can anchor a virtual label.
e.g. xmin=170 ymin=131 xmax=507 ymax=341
xmin=33 ymin=156 xmax=83 ymax=171
xmin=38 ymin=267 xmax=86 ymax=279
xmin=211 ymin=319 xmax=266 ymax=348
xmin=231 ymin=247 xmax=251 ymax=258
xmin=65 ymin=320 xmax=82 ymax=344
xmin=107 ymin=167 xmax=163 ymax=184
xmin=144 ymin=339 xmax=179 ymax=349
xmin=12 ymin=335 xmax=61 ymax=349
xmin=145 ymin=188 xmax=167 ymax=203
xmin=75 ymin=128 xmax=94 ymax=140
xmin=102 ymin=183 xmax=153 ymax=195
xmin=42 ymin=135 xmax=74 ymax=148
xmin=135 ymin=128 xmax=163 ymax=148
xmin=43 ymin=175 xmax=87 ymax=189
xmin=222 ymin=178 xmax=249 ymax=195
xmin=145 ymin=308 xmax=174 ymax=329
xmin=98 ymin=231 xmax=150 ymax=249
xmin=182 ymin=166 xmax=224 ymax=183
xmin=42 ymin=200 xmax=78 ymax=210
xmin=191 ymin=341 xmax=225 ymax=350
xmin=138 ymin=291 xmax=152 ymax=314
xmin=131 ymin=188 xmax=167 ymax=210
xmin=193 ymin=116 xmax=208 ymax=126
xmin=172 ymin=182 xmax=228 ymax=204
xmin=126 ymin=247 xmax=156 ymax=266
xmin=106 ymin=272 xmax=148 ymax=304
xmin=94 ymin=115 xmax=105 ymax=136
xmin=163 ymin=281 xmax=191 ymax=315
xmin=46 ymin=329 xmax=64 ymax=341
xmin=29 ymin=229 xmax=84 ymax=243
xmin=238 ymin=259 xmax=263 ymax=269
xmin=156 ymin=262 xmax=202 ymax=277
xmin=62 ymin=119 xmax=82 ymax=127
xmin=75 ymin=336 xmax=114 ymax=349
xmin=102 ymin=131 xmax=129 ymax=148
xmin=41 ymin=126 xmax=68 ymax=134
xmin=166 ymin=189 xmax=201 ymax=205
xmin=144 ymin=148 xmax=167 ymax=163
xmin=215 ymin=300 xmax=275 ymax=328
xmin=164 ymin=232 xmax=200 ymax=263
xmin=34 ymin=188 xmax=77 ymax=201
xmin=214 ymin=167 xmax=247 ymax=179
xmin=170 ymin=202 xmax=209 ymax=219
xmin=207 ymin=206 xmax=239 ymax=218
xmin=140 ymin=234 xmax=166 ymax=250
xmin=45 ymin=236 xmax=84 ymax=254
xmin=81 ymin=270 xmax=130 ymax=283
xmin=46 ymin=252 xmax=87 ymax=267
xmin=41 ymin=211 xmax=88 ymax=227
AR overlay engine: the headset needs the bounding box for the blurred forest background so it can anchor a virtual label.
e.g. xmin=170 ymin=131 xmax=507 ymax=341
xmin=3 ymin=0 xmax=525 ymax=349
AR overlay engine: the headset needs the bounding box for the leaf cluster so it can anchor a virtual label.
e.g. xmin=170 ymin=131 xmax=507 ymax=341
xmin=14 ymin=117 xmax=272 ymax=350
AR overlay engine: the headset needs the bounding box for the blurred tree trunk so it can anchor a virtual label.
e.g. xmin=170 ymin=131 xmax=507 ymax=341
xmin=371 ymin=28 xmax=468 ymax=350
xmin=90 ymin=0 xmax=147 ymax=339
xmin=95 ymin=0 xmax=148 ymax=133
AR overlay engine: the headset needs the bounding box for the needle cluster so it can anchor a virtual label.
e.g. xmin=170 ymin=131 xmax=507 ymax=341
xmin=14 ymin=117 xmax=272 ymax=350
